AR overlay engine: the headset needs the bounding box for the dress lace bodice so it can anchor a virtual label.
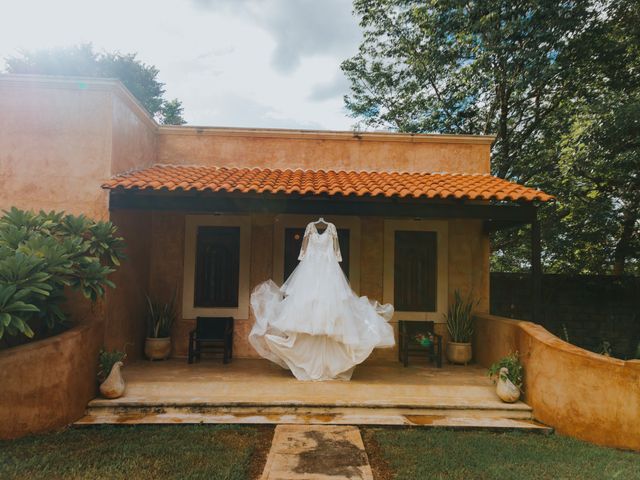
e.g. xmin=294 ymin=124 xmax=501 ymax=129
xmin=298 ymin=222 xmax=342 ymax=262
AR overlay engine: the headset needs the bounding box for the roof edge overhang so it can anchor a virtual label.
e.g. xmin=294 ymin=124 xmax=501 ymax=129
xmin=158 ymin=124 xmax=496 ymax=145
xmin=108 ymin=189 xmax=540 ymax=225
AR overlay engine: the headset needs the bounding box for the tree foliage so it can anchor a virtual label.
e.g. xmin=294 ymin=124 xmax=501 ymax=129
xmin=343 ymin=0 xmax=639 ymax=274
xmin=5 ymin=43 xmax=186 ymax=125
xmin=0 ymin=208 xmax=125 ymax=340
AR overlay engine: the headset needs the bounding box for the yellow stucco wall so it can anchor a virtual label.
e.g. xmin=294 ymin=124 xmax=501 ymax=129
xmin=157 ymin=126 xmax=492 ymax=174
xmin=0 ymin=75 xmax=158 ymax=217
xmin=110 ymin=93 xmax=157 ymax=175
xmin=0 ymin=78 xmax=113 ymax=219
xmin=474 ymin=313 xmax=640 ymax=451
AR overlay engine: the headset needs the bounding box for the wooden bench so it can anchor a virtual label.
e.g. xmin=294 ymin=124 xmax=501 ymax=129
xmin=188 ymin=316 xmax=234 ymax=364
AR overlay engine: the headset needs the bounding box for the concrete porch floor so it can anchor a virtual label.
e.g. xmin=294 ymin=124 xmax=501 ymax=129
xmin=88 ymin=358 xmax=528 ymax=409
xmin=78 ymin=359 xmax=550 ymax=431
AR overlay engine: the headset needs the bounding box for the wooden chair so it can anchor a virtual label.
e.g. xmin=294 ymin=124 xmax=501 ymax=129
xmin=398 ymin=320 xmax=442 ymax=368
xmin=188 ymin=317 xmax=234 ymax=364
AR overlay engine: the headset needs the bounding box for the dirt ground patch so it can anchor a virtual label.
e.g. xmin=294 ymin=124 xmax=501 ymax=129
xmin=361 ymin=429 xmax=395 ymax=480
xmin=247 ymin=426 xmax=275 ymax=479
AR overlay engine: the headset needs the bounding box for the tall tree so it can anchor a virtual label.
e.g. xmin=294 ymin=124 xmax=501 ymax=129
xmin=553 ymin=0 xmax=640 ymax=274
xmin=5 ymin=44 xmax=186 ymax=125
xmin=342 ymin=0 xmax=639 ymax=274
xmin=160 ymin=98 xmax=187 ymax=126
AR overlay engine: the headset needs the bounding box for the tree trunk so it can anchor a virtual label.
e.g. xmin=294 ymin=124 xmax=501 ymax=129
xmin=612 ymin=200 xmax=639 ymax=275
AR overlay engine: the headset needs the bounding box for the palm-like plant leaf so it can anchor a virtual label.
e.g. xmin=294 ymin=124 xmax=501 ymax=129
xmin=0 ymin=208 xmax=126 ymax=340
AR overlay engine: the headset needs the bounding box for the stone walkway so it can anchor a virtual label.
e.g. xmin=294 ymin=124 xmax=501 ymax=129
xmin=260 ymin=425 xmax=374 ymax=480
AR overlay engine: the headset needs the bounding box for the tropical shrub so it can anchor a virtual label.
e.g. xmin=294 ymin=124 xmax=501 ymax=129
xmin=488 ymin=352 xmax=524 ymax=391
xmin=0 ymin=207 xmax=125 ymax=340
xmin=445 ymin=290 xmax=477 ymax=343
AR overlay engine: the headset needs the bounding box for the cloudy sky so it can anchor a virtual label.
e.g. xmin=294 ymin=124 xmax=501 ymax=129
xmin=0 ymin=0 xmax=362 ymax=129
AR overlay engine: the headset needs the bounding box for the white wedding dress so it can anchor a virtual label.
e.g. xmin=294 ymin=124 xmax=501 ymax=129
xmin=249 ymin=221 xmax=395 ymax=381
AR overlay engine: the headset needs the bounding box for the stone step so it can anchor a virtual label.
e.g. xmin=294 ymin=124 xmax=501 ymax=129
xmin=87 ymin=397 xmax=533 ymax=413
xmin=77 ymin=404 xmax=549 ymax=432
xmin=83 ymin=401 xmax=532 ymax=420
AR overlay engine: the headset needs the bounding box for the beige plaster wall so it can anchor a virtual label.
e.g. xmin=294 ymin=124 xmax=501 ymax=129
xmin=104 ymin=210 xmax=152 ymax=360
xmin=157 ymin=127 xmax=492 ymax=174
xmin=0 ymin=322 xmax=104 ymax=439
xmin=0 ymin=76 xmax=158 ymax=220
xmin=147 ymin=211 xmax=272 ymax=359
xmin=0 ymin=79 xmax=113 ymax=219
xmin=110 ymin=93 xmax=157 ymax=175
xmin=474 ymin=313 xmax=640 ymax=451
xmin=448 ymin=220 xmax=490 ymax=311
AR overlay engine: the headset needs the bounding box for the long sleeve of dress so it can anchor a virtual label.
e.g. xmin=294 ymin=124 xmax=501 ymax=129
xmin=331 ymin=224 xmax=343 ymax=262
xmin=298 ymin=224 xmax=313 ymax=260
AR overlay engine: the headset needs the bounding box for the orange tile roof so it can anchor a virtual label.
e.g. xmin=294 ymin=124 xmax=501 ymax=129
xmin=103 ymin=165 xmax=553 ymax=202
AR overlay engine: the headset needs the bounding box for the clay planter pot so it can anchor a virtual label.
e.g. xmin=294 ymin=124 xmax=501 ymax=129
xmin=99 ymin=361 xmax=125 ymax=399
xmin=145 ymin=337 xmax=171 ymax=360
xmin=446 ymin=341 xmax=472 ymax=365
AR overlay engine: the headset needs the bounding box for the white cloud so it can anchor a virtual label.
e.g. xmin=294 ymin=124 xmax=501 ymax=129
xmin=193 ymin=0 xmax=361 ymax=73
xmin=0 ymin=0 xmax=361 ymax=130
xmin=309 ymin=70 xmax=351 ymax=102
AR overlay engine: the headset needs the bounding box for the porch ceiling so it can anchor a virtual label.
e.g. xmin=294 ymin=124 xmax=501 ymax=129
xmin=103 ymin=164 xmax=553 ymax=202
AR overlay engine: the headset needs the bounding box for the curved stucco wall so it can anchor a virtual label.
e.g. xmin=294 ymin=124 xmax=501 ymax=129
xmin=0 ymin=322 xmax=103 ymax=439
xmin=474 ymin=313 xmax=640 ymax=451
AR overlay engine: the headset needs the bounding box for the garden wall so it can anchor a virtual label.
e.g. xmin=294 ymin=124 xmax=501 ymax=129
xmin=0 ymin=321 xmax=103 ymax=439
xmin=491 ymin=273 xmax=640 ymax=359
xmin=474 ymin=313 xmax=640 ymax=451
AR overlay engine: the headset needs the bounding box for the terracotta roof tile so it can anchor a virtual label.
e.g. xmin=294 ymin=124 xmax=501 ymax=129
xmin=102 ymin=165 xmax=553 ymax=202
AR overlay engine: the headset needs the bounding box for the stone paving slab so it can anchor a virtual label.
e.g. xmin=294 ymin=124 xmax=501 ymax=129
xmin=261 ymin=425 xmax=373 ymax=480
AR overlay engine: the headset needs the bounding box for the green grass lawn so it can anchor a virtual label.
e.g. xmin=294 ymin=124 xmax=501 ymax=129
xmin=3 ymin=425 xmax=639 ymax=480
xmin=0 ymin=425 xmax=272 ymax=480
xmin=363 ymin=428 xmax=640 ymax=480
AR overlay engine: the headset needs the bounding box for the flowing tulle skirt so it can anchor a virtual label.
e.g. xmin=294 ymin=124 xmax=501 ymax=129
xmin=249 ymin=250 xmax=395 ymax=380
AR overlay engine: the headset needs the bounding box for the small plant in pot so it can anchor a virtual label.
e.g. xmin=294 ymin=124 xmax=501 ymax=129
xmin=98 ymin=348 xmax=126 ymax=399
xmin=144 ymin=291 xmax=177 ymax=360
xmin=445 ymin=290 xmax=477 ymax=364
xmin=488 ymin=352 xmax=523 ymax=403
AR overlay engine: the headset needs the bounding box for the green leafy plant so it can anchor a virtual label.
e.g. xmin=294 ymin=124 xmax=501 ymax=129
xmin=146 ymin=290 xmax=177 ymax=338
xmin=97 ymin=348 xmax=126 ymax=383
xmin=0 ymin=207 xmax=125 ymax=340
xmin=445 ymin=290 xmax=477 ymax=343
xmin=488 ymin=352 xmax=524 ymax=391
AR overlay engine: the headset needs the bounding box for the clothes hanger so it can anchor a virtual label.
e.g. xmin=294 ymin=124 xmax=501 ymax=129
xmin=313 ymin=217 xmax=328 ymax=226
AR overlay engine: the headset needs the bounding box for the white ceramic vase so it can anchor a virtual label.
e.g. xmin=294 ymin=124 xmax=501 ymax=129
xmin=496 ymin=367 xmax=520 ymax=403
xmin=99 ymin=361 xmax=125 ymax=399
